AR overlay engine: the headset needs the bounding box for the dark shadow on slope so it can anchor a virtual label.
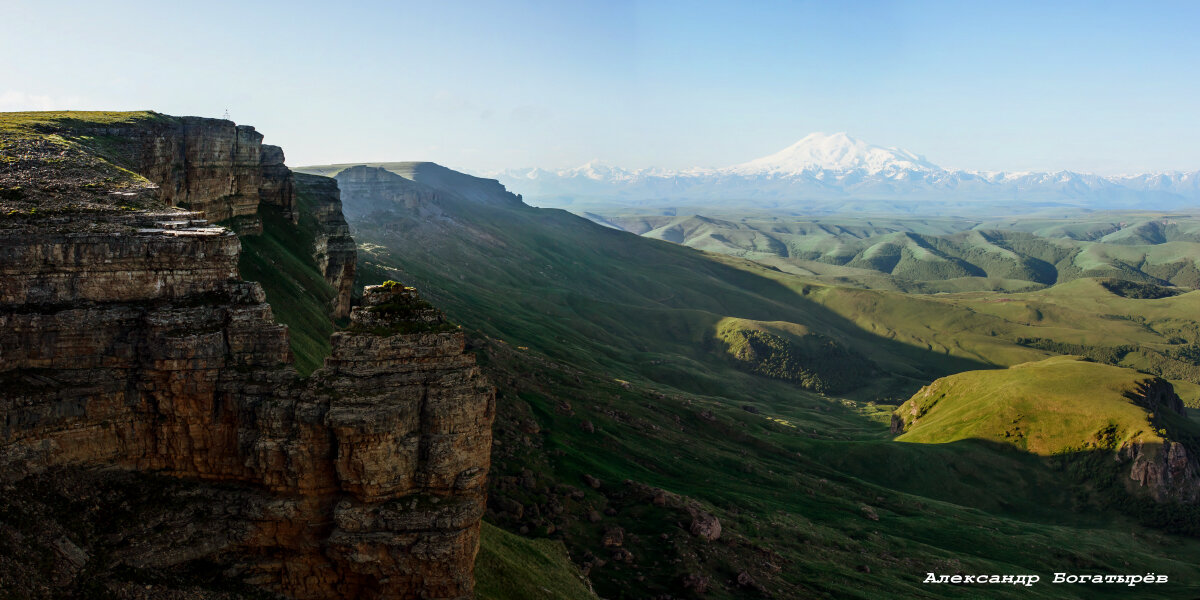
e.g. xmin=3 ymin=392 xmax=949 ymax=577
xmin=332 ymin=164 xmax=995 ymax=405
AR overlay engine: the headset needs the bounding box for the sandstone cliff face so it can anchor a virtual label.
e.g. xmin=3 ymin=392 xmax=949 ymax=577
xmin=0 ymin=116 xmax=491 ymax=599
xmin=70 ymin=115 xmax=295 ymax=225
xmin=332 ymin=165 xmax=445 ymax=223
xmin=260 ymin=143 xmax=297 ymax=223
xmin=296 ymin=172 xmax=357 ymax=319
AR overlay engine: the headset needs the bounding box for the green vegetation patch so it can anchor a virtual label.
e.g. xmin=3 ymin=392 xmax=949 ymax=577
xmin=237 ymin=200 xmax=339 ymax=376
xmin=893 ymin=356 xmax=1168 ymax=455
xmin=475 ymin=521 xmax=599 ymax=600
xmin=716 ymin=317 xmax=865 ymax=393
xmin=1099 ymin=278 xmax=1182 ymax=299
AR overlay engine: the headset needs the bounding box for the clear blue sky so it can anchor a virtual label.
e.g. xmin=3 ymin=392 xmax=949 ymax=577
xmin=3 ymin=0 xmax=1198 ymax=174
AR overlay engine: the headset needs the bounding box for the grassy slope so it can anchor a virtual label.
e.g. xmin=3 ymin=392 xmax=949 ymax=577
xmin=309 ymin=162 xmax=1200 ymax=599
xmin=894 ymin=356 xmax=1166 ymax=453
xmin=0 ymin=111 xmax=168 ymax=213
xmin=475 ymin=521 xmax=599 ymax=600
xmin=697 ymin=260 xmax=1200 ymax=406
xmin=237 ymin=192 xmax=340 ymax=376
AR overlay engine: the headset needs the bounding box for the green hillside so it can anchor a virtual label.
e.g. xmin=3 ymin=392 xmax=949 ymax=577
xmin=475 ymin=521 xmax=599 ymax=600
xmin=595 ymin=211 xmax=1200 ymax=293
xmin=893 ymin=356 xmax=1172 ymax=453
xmin=236 ymin=180 xmax=343 ymax=376
xmin=294 ymin=161 xmax=1200 ymax=599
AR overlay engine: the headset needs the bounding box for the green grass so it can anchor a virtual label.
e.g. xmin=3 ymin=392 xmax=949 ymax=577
xmin=297 ymin=161 xmax=1200 ymax=599
xmin=0 ymin=111 xmax=168 ymax=212
xmin=237 ymin=184 xmax=341 ymax=375
xmin=893 ymin=356 xmax=1167 ymax=454
xmin=0 ymin=110 xmax=165 ymax=136
xmin=475 ymin=521 xmax=599 ymax=600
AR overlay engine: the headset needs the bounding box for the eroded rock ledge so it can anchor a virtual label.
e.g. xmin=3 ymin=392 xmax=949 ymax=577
xmin=0 ymin=114 xmax=493 ymax=599
xmin=0 ymin=248 xmax=494 ymax=598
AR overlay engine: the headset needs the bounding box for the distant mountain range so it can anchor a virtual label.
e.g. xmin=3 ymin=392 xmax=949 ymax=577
xmin=484 ymin=133 xmax=1200 ymax=214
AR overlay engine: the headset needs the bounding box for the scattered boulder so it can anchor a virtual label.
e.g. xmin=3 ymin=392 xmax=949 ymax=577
xmin=737 ymin=571 xmax=757 ymax=588
xmin=493 ymin=496 xmax=524 ymax=519
xmin=682 ymin=573 xmax=711 ymax=593
xmin=602 ymin=526 xmax=625 ymax=547
xmin=688 ymin=510 xmax=722 ymax=541
xmin=583 ymin=474 xmax=602 ymax=489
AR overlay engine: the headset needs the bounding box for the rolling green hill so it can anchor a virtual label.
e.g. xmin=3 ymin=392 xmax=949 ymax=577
xmin=596 ymin=211 xmax=1200 ymax=293
xmin=295 ymin=161 xmax=1200 ymax=599
xmin=893 ymin=356 xmax=1177 ymax=453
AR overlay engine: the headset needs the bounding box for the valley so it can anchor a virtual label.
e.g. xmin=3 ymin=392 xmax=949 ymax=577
xmin=5 ymin=2 xmax=1198 ymax=599
xmin=5 ymin=111 xmax=1200 ymax=599
xmin=299 ymin=161 xmax=1200 ymax=598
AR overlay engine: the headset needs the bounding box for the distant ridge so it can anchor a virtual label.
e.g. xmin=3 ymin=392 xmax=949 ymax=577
xmin=484 ymin=134 xmax=1200 ymax=213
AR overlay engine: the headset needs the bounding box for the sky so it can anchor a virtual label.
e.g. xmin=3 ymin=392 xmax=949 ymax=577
xmin=2 ymin=0 xmax=1199 ymax=175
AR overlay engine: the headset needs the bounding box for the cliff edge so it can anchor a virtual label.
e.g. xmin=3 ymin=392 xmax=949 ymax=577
xmin=0 ymin=111 xmax=493 ymax=599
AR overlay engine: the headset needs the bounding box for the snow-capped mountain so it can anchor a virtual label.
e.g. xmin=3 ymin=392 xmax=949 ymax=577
xmin=484 ymin=133 xmax=1200 ymax=214
xmin=728 ymin=132 xmax=939 ymax=176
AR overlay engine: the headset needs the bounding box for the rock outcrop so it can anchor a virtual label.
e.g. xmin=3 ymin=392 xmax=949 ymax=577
xmin=1119 ymin=377 xmax=1200 ymax=502
xmin=68 ymin=115 xmax=296 ymax=225
xmin=1124 ymin=439 xmax=1200 ymax=503
xmin=0 ymin=113 xmax=492 ymax=599
xmin=296 ymin=172 xmax=357 ymax=319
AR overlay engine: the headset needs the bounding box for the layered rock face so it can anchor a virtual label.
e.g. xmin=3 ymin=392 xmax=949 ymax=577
xmin=332 ymin=165 xmax=443 ymax=222
xmin=0 ymin=116 xmax=492 ymax=599
xmin=260 ymin=143 xmax=298 ymax=222
xmin=318 ymin=284 xmax=494 ymax=597
xmin=70 ymin=116 xmax=296 ymax=224
xmin=296 ymin=172 xmax=357 ymax=319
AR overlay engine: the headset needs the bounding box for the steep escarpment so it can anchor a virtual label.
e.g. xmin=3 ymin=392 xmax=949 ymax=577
xmin=0 ymin=112 xmax=493 ymax=599
xmin=69 ymin=113 xmax=295 ymax=226
xmin=295 ymin=172 xmax=356 ymax=319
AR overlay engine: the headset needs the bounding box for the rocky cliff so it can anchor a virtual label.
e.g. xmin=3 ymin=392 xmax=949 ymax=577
xmin=295 ymin=172 xmax=356 ymax=320
xmin=64 ymin=115 xmax=294 ymax=225
xmin=0 ymin=112 xmax=493 ymax=599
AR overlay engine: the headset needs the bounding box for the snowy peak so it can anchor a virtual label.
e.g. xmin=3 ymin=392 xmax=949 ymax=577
xmin=731 ymin=132 xmax=941 ymax=175
xmin=482 ymin=132 xmax=1200 ymax=212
